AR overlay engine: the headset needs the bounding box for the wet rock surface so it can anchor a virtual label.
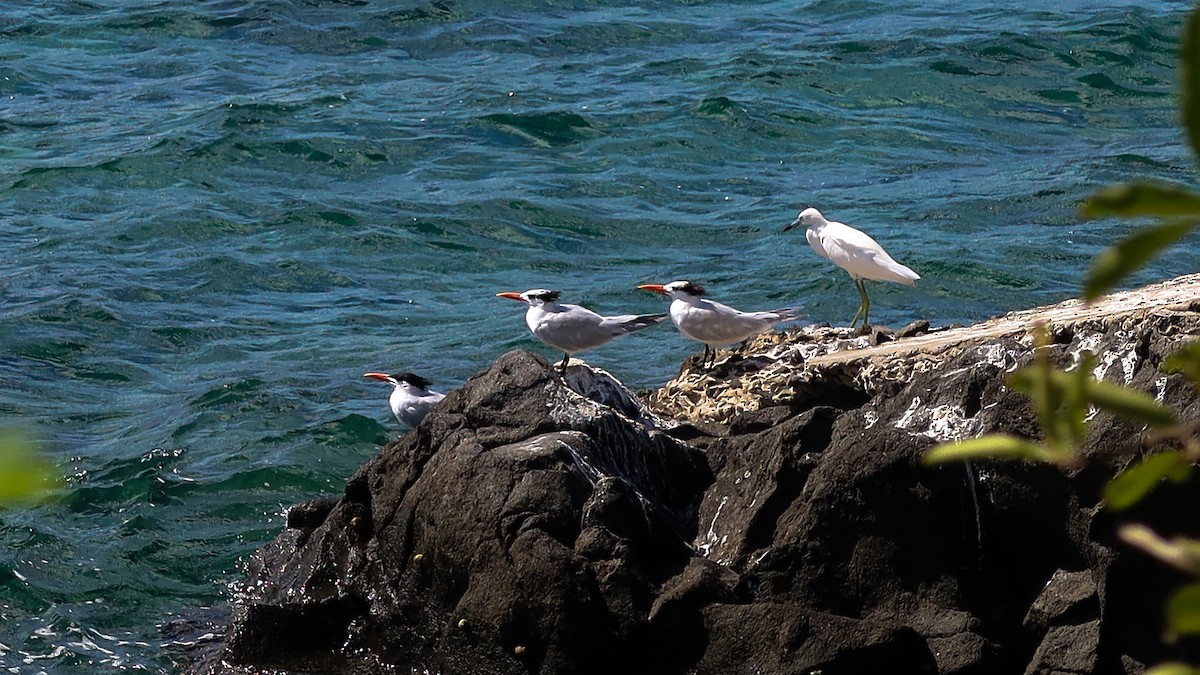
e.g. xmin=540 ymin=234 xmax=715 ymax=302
xmin=188 ymin=275 xmax=1200 ymax=674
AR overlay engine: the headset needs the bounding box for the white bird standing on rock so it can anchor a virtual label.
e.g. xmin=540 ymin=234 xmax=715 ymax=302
xmin=496 ymin=288 xmax=669 ymax=374
xmin=784 ymin=207 xmax=919 ymax=329
xmin=363 ymin=371 xmax=445 ymax=428
xmin=638 ymin=280 xmax=806 ymax=369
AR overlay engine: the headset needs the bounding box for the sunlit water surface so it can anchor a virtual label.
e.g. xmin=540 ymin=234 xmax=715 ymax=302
xmin=0 ymin=0 xmax=1195 ymax=671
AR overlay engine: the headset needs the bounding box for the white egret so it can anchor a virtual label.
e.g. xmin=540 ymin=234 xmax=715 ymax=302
xmin=785 ymin=208 xmax=919 ymax=328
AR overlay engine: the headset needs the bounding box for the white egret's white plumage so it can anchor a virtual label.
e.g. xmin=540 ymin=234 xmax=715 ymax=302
xmin=639 ymin=280 xmax=806 ymax=369
xmin=785 ymin=207 xmax=919 ymax=328
xmin=363 ymin=371 xmax=445 ymax=428
xmin=496 ymin=289 xmax=668 ymax=374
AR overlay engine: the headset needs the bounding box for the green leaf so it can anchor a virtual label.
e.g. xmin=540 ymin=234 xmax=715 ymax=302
xmin=1163 ymin=342 xmax=1200 ymax=387
xmin=1182 ymin=3 xmax=1200 ymax=162
xmin=1120 ymin=525 xmax=1200 ymax=576
xmin=1008 ymin=359 xmax=1085 ymax=455
xmin=1024 ymin=370 xmax=1177 ymax=428
xmin=1010 ymin=359 xmax=1072 ymax=449
xmin=1063 ymin=354 xmax=1093 ymax=449
xmin=1084 ymin=377 xmax=1179 ymax=428
xmin=1147 ymin=664 xmax=1200 ymax=675
xmin=1105 ymin=452 xmax=1193 ymax=510
xmin=1080 ymin=182 xmax=1200 ymax=219
xmin=923 ymin=435 xmax=1053 ymax=466
xmin=1007 ymin=368 xmax=1036 ymax=395
xmin=0 ymin=431 xmax=57 ymax=506
xmin=1168 ymin=584 xmax=1200 ymax=641
xmin=1084 ymin=219 xmax=1199 ymax=302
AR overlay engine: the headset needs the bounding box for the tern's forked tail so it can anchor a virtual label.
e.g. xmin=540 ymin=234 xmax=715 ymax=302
xmin=769 ymin=304 xmax=807 ymax=321
xmin=615 ymin=312 xmax=670 ymax=334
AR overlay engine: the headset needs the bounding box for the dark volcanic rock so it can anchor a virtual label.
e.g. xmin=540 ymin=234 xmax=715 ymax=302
xmin=190 ymin=278 xmax=1200 ymax=675
xmin=1022 ymin=569 xmax=1098 ymax=633
xmin=897 ymin=319 xmax=932 ymax=339
xmin=1024 ymin=620 xmax=1101 ymax=674
xmin=192 ymin=351 xmax=711 ymax=674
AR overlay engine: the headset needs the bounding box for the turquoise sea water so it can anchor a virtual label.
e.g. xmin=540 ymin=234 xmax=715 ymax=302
xmin=0 ymin=1 xmax=1195 ymax=671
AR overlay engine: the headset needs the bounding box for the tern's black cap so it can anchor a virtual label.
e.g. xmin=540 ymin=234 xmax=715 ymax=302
xmin=393 ymin=372 xmax=433 ymax=389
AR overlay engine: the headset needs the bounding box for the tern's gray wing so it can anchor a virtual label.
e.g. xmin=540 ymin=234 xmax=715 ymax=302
xmin=602 ymin=313 xmax=670 ymax=334
xmin=535 ymin=305 xmax=619 ymax=353
xmin=672 ymin=299 xmax=782 ymax=346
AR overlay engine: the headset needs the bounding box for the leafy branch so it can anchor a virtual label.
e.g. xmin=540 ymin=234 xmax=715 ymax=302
xmin=924 ymin=5 xmax=1200 ymax=662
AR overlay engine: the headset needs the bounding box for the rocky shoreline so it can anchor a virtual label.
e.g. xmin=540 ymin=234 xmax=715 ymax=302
xmin=186 ymin=274 xmax=1200 ymax=674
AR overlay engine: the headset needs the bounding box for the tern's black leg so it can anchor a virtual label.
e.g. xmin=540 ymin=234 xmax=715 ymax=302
xmin=558 ymin=352 xmax=570 ymax=375
xmin=703 ymin=345 xmax=714 ymax=371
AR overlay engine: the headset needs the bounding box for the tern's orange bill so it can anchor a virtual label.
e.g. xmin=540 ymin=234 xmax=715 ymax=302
xmin=637 ymin=284 xmax=668 ymax=295
xmin=363 ymin=372 xmax=393 ymax=382
xmin=496 ymin=292 xmax=524 ymax=301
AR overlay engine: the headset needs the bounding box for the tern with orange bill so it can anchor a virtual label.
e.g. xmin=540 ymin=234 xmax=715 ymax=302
xmin=363 ymin=371 xmax=445 ymax=428
xmin=496 ymin=288 xmax=668 ymax=374
xmin=639 ymin=280 xmax=806 ymax=369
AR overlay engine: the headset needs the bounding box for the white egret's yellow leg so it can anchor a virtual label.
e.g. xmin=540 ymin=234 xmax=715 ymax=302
xmin=858 ymin=278 xmax=871 ymax=328
xmin=850 ymin=278 xmax=868 ymax=328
